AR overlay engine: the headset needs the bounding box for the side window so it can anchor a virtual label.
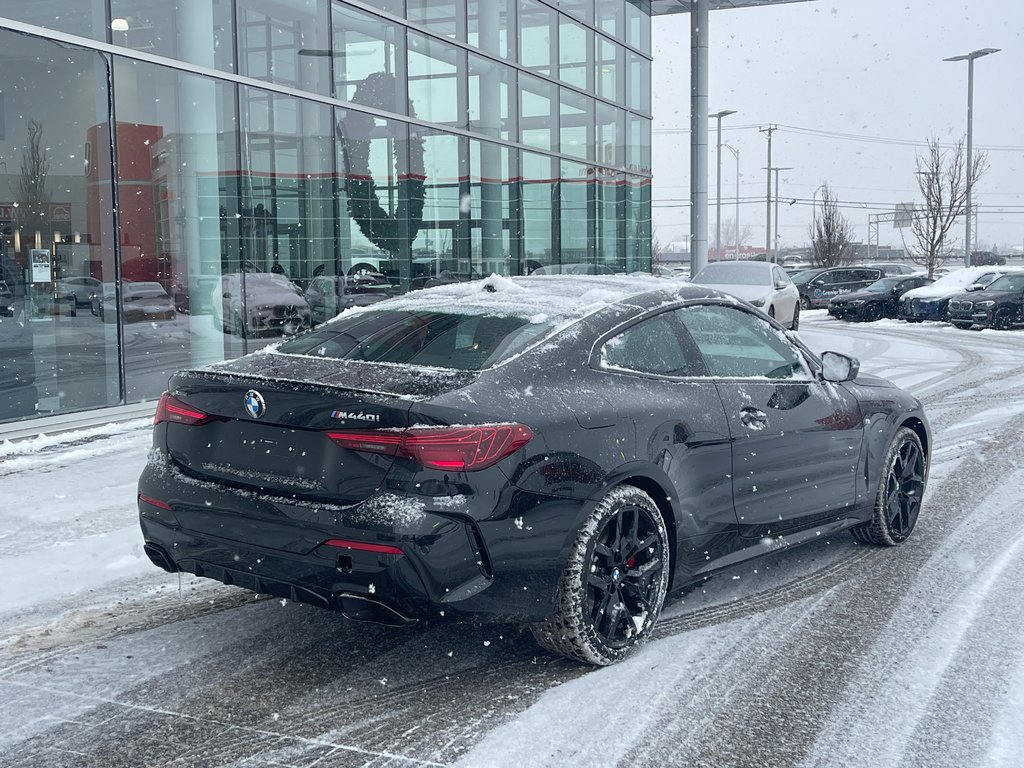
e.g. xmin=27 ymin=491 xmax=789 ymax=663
xmin=772 ymin=267 xmax=788 ymax=285
xmin=599 ymin=314 xmax=697 ymax=376
xmin=676 ymin=304 xmax=809 ymax=379
xmin=852 ymin=269 xmax=881 ymax=282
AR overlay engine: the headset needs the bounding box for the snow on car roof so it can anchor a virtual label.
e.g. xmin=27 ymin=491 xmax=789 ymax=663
xmin=336 ymin=273 xmax=696 ymax=325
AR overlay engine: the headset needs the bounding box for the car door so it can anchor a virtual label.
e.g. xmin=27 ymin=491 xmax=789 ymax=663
xmin=771 ymin=265 xmax=797 ymax=325
xmin=595 ymin=311 xmax=736 ymax=534
xmin=674 ymin=302 xmax=864 ymax=537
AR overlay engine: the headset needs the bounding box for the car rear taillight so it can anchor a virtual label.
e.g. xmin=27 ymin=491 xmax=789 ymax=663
xmin=154 ymin=391 xmax=214 ymax=426
xmin=326 ymin=424 xmax=533 ymax=471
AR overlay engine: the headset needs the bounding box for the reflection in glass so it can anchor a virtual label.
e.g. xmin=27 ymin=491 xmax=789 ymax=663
xmin=596 ymin=0 xmax=623 ymax=40
xmin=597 ymin=169 xmax=624 ymax=270
xmin=467 ymin=0 xmax=512 ymax=59
xmin=595 ymin=101 xmax=624 ymax=167
xmin=113 ymin=56 xmax=242 ymax=400
xmin=408 ymin=32 xmax=466 ymax=128
xmin=560 ymin=88 xmax=592 ymax=161
xmin=596 ymin=36 xmax=623 ymax=103
xmin=559 ymin=0 xmax=594 ymax=24
xmin=409 ymin=130 xmax=465 ymax=289
xmin=521 ymin=152 xmax=554 ymax=273
xmin=332 ymin=3 xmax=407 ymax=112
xmin=627 ymin=113 xmax=651 ymax=174
xmin=110 ymin=0 xmax=235 ymax=71
xmin=0 ymin=0 xmax=106 ymax=41
xmin=0 ymin=30 xmax=117 ymax=421
xmin=519 ymin=0 xmax=556 ymax=77
xmin=521 ymin=74 xmax=556 ymax=152
xmin=626 ymin=0 xmax=652 ymax=54
xmin=239 ymin=0 xmax=329 ymax=95
xmin=408 ymin=0 xmax=463 ymax=39
xmin=559 ymin=15 xmax=591 ymax=90
xmin=469 ymin=141 xmax=515 ymax=276
xmin=469 ymin=54 xmax=516 ymax=141
xmin=561 ymin=159 xmax=592 ymax=266
xmin=627 ymin=51 xmax=651 ymax=114
xmin=625 ymin=174 xmax=652 ymax=272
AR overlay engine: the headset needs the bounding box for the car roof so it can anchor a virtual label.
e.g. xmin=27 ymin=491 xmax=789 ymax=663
xmin=338 ymin=274 xmax=719 ymax=326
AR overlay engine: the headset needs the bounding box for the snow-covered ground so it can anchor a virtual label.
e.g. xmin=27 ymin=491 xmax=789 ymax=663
xmin=2 ymin=311 xmax=1023 ymax=767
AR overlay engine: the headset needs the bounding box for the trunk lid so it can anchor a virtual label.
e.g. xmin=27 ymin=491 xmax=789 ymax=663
xmin=162 ymin=353 xmax=478 ymax=505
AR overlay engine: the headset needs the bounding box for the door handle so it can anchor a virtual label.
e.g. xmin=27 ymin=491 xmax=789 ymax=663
xmin=739 ymin=407 xmax=768 ymax=430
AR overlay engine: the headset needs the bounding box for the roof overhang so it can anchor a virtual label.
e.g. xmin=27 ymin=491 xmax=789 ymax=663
xmin=651 ymin=0 xmax=814 ymax=14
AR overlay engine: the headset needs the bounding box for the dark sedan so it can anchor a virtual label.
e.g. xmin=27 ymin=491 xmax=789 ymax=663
xmin=139 ymin=275 xmax=930 ymax=665
xmin=828 ymin=276 xmax=933 ymax=321
xmin=949 ymin=272 xmax=1024 ymax=330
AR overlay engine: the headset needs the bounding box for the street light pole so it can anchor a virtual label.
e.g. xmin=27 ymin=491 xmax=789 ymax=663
xmin=711 ymin=110 xmax=736 ymax=262
xmin=812 ymin=182 xmax=825 ymax=262
xmin=943 ymin=47 xmax=999 ymax=267
xmin=760 ymin=125 xmax=776 ymax=261
xmin=724 ymin=144 xmax=740 ymax=259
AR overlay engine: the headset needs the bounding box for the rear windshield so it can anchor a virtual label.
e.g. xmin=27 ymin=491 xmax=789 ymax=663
xmin=276 ymin=310 xmax=554 ymax=370
xmin=692 ymin=263 xmax=769 ymax=286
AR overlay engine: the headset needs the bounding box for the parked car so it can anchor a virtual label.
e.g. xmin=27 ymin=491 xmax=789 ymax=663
xmin=791 ymin=266 xmax=885 ymax=309
xmin=305 ymin=273 xmax=392 ymax=325
xmin=531 ymin=263 xmax=618 ymax=276
xmin=828 ymin=275 xmax=934 ymax=322
xmin=92 ymin=281 xmax=175 ymax=323
xmin=898 ymin=267 xmax=1004 ymax=323
xmin=948 ymin=271 xmax=1024 ymax=330
xmin=213 ymin=272 xmax=311 ymax=337
xmin=864 ymin=263 xmax=920 ymax=276
xmin=139 ymin=274 xmax=930 ymax=665
xmin=0 ymin=281 xmax=14 ymax=317
xmin=691 ymin=260 xmax=800 ymax=329
xmin=56 ymin=276 xmax=103 ymax=308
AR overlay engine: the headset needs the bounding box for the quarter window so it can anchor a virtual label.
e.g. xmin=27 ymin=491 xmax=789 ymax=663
xmin=600 ymin=315 xmax=697 ymax=376
xmin=676 ymin=304 xmax=808 ymax=380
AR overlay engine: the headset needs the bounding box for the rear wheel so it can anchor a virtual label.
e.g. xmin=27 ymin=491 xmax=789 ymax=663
xmin=800 ymin=295 xmax=811 ymax=311
xmin=530 ymin=486 xmax=670 ymax=665
xmin=851 ymin=427 xmax=926 ymax=546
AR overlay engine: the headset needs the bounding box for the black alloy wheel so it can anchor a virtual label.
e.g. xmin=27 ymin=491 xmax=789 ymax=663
xmin=531 ymin=485 xmax=669 ymax=665
xmin=852 ymin=427 xmax=926 ymax=546
xmin=993 ymin=307 xmax=1016 ymax=330
xmin=281 ymin=305 xmax=308 ymax=336
xmin=863 ymin=302 xmax=882 ymax=322
xmin=800 ymin=295 xmax=811 ymax=311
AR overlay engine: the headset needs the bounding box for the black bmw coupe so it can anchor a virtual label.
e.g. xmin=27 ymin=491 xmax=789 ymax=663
xmin=139 ymin=275 xmax=930 ymax=665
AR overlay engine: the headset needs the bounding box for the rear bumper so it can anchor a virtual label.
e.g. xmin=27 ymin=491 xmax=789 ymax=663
xmin=138 ymin=455 xmax=583 ymax=623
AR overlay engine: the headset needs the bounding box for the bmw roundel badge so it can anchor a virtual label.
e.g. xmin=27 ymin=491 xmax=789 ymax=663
xmin=244 ymin=389 xmax=266 ymax=419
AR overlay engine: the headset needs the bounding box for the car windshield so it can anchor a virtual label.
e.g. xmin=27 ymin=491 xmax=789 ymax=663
xmin=692 ymin=263 xmax=769 ymax=286
xmin=277 ymin=309 xmax=555 ymax=371
xmin=984 ymin=274 xmax=1024 ymax=292
xmin=866 ymin=277 xmax=904 ymax=292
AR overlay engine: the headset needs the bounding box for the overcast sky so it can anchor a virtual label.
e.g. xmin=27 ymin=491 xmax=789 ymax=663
xmin=651 ymin=0 xmax=1024 ymax=255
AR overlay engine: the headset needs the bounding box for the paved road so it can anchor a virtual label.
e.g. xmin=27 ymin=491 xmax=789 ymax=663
xmin=2 ymin=315 xmax=1023 ymax=767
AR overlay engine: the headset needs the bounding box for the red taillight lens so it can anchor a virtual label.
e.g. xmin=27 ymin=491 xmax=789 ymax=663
xmin=154 ymin=392 xmax=213 ymax=426
xmin=326 ymin=423 xmax=533 ymax=472
xmin=324 ymin=538 xmax=404 ymax=555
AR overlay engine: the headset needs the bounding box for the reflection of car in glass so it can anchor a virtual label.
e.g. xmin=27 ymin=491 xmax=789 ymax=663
xmin=531 ymin=263 xmax=618 ymax=275
xmin=213 ymin=272 xmax=311 ymax=337
xmin=93 ymin=282 xmax=176 ymax=323
xmin=828 ymin=276 xmax=934 ymax=322
xmin=0 ymin=281 xmax=14 ymax=317
xmin=899 ymin=267 xmax=1004 ymax=323
xmin=948 ymin=271 xmax=1024 ymax=330
xmin=56 ymin=276 xmax=103 ymax=308
xmin=691 ymin=260 xmax=800 ymax=329
xmin=305 ymin=273 xmax=392 ymax=325
xmin=0 ymin=312 xmax=37 ymax=419
xmin=791 ymin=266 xmax=885 ymax=310
xmin=139 ymin=275 xmax=930 ymax=666
xmin=30 ymin=285 xmax=77 ymax=316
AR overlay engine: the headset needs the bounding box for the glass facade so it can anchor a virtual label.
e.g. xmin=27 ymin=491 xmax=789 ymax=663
xmin=0 ymin=0 xmax=652 ymax=425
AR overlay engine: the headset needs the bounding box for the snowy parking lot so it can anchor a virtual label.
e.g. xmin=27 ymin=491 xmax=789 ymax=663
xmin=2 ymin=310 xmax=1023 ymax=767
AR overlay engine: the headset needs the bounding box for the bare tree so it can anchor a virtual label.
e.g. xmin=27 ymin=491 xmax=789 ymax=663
xmin=713 ymin=218 xmax=753 ymax=259
xmin=15 ymin=120 xmax=51 ymax=237
xmin=909 ymin=137 xmax=986 ymax=278
xmin=808 ymin=183 xmax=853 ymax=267
xmin=651 ymin=231 xmax=667 ymax=271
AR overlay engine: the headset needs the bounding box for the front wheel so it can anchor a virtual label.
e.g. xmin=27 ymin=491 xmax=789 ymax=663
xmin=530 ymin=486 xmax=670 ymax=666
xmin=851 ymin=427 xmax=926 ymax=546
xmin=993 ymin=307 xmax=1016 ymax=330
xmin=790 ymin=302 xmax=800 ymax=330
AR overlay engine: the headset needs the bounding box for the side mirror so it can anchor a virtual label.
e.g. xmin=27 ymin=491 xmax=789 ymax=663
xmin=222 ymin=292 xmax=232 ymax=299
xmin=821 ymin=351 xmax=860 ymax=383
xmin=774 ymin=280 xmax=788 ymax=290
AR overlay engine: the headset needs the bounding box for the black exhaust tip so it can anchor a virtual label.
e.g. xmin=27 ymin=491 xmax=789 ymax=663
xmin=336 ymin=593 xmax=417 ymax=627
xmin=144 ymin=542 xmax=178 ymax=573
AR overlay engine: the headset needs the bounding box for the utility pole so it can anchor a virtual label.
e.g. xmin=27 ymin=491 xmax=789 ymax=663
xmin=711 ymin=110 xmax=736 ymax=262
xmin=723 ymin=144 xmax=740 ymax=259
xmin=760 ymin=125 xmax=776 ymax=262
xmin=770 ymin=167 xmax=792 ymax=263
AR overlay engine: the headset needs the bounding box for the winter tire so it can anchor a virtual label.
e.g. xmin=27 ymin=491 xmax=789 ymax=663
xmin=851 ymin=427 xmax=926 ymax=546
xmin=530 ymin=485 xmax=670 ymax=665
xmin=800 ymin=295 xmax=811 ymax=311
xmin=790 ymin=303 xmax=800 ymax=331
xmin=994 ymin=307 xmax=1015 ymax=330
xmin=863 ymin=303 xmax=882 ymax=322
